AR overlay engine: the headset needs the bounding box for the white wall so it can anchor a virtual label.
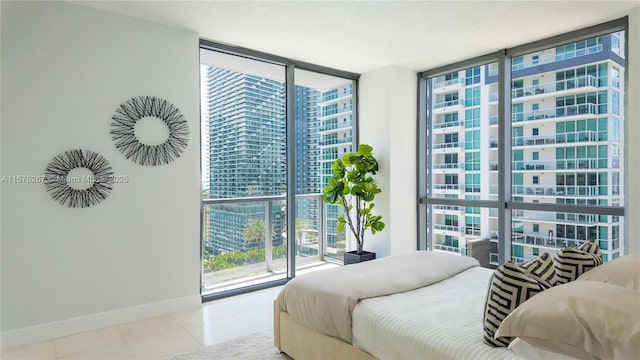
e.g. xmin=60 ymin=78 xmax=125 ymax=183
xmin=626 ymin=7 xmax=640 ymax=255
xmin=1 ymin=1 xmax=201 ymax=347
xmin=359 ymin=66 xmax=418 ymax=257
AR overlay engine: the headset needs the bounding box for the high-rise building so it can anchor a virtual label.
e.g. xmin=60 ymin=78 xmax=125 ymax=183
xmin=429 ymin=32 xmax=625 ymax=265
xmin=318 ymin=84 xmax=354 ymax=254
xmin=205 ymin=66 xmax=286 ymax=255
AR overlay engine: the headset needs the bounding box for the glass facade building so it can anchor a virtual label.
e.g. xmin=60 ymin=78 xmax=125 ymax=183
xmin=425 ymin=31 xmax=625 ymax=266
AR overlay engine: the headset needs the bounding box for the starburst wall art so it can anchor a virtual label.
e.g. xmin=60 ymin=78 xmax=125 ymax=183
xmin=44 ymin=149 xmax=114 ymax=208
xmin=110 ymin=96 xmax=189 ymax=166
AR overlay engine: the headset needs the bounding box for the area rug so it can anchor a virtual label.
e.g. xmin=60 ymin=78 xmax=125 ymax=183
xmin=167 ymin=330 xmax=292 ymax=360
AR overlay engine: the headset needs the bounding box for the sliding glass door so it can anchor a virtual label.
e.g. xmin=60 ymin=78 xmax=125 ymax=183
xmin=200 ymin=43 xmax=359 ymax=297
xmin=200 ymin=50 xmax=288 ymax=293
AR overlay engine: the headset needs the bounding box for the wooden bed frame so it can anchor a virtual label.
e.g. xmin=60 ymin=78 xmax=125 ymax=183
xmin=273 ymin=301 xmax=374 ymax=360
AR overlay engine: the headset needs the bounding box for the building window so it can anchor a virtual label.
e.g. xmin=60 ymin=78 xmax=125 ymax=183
xmin=419 ymin=21 xmax=626 ymax=267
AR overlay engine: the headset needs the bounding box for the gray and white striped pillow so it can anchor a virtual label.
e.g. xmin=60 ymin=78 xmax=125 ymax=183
xmin=554 ymin=241 xmax=603 ymax=285
xmin=482 ymin=253 xmax=556 ymax=347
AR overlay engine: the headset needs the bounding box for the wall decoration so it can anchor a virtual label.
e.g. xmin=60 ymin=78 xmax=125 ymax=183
xmin=44 ymin=149 xmax=114 ymax=208
xmin=110 ymin=96 xmax=189 ymax=166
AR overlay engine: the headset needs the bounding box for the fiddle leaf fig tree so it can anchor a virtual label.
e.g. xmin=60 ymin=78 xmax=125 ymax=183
xmin=323 ymin=144 xmax=385 ymax=254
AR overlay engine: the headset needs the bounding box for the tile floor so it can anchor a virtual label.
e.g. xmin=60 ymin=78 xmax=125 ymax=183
xmin=1 ymin=285 xmax=284 ymax=360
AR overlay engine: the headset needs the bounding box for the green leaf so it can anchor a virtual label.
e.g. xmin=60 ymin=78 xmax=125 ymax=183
xmin=358 ymin=144 xmax=373 ymax=155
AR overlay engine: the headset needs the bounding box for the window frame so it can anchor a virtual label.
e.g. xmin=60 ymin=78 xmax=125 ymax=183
xmin=200 ymin=39 xmax=359 ymax=300
xmin=417 ymin=17 xmax=627 ymax=264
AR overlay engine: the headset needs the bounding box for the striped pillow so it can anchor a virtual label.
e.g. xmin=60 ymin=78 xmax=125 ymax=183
xmin=482 ymin=253 xmax=556 ymax=347
xmin=554 ymin=241 xmax=603 ymax=285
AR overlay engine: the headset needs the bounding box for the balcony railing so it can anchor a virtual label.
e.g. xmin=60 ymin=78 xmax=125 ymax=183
xmin=512 ymin=159 xmax=598 ymax=171
xmin=434 ymin=244 xmax=466 ymax=254
xmin=513 ymin=103 xmax=597 ymax=122
xmin=433 ymin=184 xmax=462 ymax=190
xmin=320 ymin=136 xmax=353 ymax=146
xmin=511 ymin=233 xmax=589 ymax=249
xmin=511 ymin=44 xmax=602 ymax=71
xmin=512 ymin=210 xmax=599 ymax=224
xmin=512 ymin=131 xmax=598 ymax=147
xmin=433 ymin=224 xmax=464 ymax=232
xmin=432 ymin=204 xmax=461 ymax=211
xmin=432 ymin=77 xmax=465 ymax=89
xmin=320 ymin=106 xmax=352 ymax=117
xmin=512 ymin=185 xmax=598 ymax=197
xmin=433 ymin=121 xmax=463 ymax=129
xmin=512 ymin=75 xmax=597 ymax=99
xmin=319 ymin=121 xmax=352 ymax=132
xmin=201 ymin=193 xmax=340 ymax=291
xmin=434 ymin=99 xmax=462 ymax=109
xmin=321 ymin=89 xmax=352 ymax=102
xmin=433 ymin=163 xmax=461 ymax=169
xmin=433 ymin=142 xmax=461 ymax=149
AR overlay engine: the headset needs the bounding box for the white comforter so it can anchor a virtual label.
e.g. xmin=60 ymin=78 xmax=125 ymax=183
xmin=353 ymin=266 xmax=521 ymax=360
xmin=277 ymin=251 xmax=479 ymax=344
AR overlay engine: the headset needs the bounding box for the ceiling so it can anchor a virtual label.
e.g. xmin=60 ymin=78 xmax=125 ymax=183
xmin=70 ymin=0 xmax=638 ymax=75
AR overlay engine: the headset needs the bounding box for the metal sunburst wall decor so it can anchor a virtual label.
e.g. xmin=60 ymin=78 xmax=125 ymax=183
xmin=44 ymin=149 xmax=114 ymax=208
xmin=110 ymin=96 xmax=189 ymax=166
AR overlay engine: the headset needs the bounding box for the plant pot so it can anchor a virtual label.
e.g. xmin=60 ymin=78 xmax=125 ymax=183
xmin=343 ymin=250 xmax=376 ymax=265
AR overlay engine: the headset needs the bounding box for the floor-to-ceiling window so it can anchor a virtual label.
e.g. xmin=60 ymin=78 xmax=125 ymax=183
xmin=200 ymin=42 xmax=358 ymax=298
xmin=418 ymin=19 xmax=627 ymax=266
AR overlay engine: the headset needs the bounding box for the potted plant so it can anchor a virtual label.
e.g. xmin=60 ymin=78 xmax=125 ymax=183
xmin=322 ymin=144 xmax=385 ymax=264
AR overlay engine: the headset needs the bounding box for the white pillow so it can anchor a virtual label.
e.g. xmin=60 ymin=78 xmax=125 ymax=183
xmin=509 ymin=338 xmax=587 ymax=360
xmin=577 ymin=255 xmax=639 ymax=290
xmin=496 ymin=280 xmax=640 ymax=360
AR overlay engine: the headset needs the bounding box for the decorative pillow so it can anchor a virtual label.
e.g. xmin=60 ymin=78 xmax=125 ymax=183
xmin=554 ymin=241 xmax=603 ymax=285
xmin=496 ymin=280 xmax=640 ymax=360
xmin=577 ymin=255 xmax=639 ymax=290
xmin=482 ymin=253 xmax=556 ymax=347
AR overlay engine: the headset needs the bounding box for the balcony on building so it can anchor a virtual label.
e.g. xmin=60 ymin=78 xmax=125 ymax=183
xmin=512 ymin=103 xmax=598 ymax=123
xmin=432 ymin=183 xmax=463 ymax=195
xmin=431 ymin=204 xmax=463 ymax=215
xmin=512 ymin=130 xmax=598 ymax=147
xmin=318 ymin=105 xmax=352 ymax=119
xmin=512 ymin=185 xmax=599 ymax=197
xmin=319 ymin=118 xmax=353 ymax=134
xmin=432 ymin=120 xmax=463 ymax=134
xmin=431 ymin=76 xmax=465 ymax=93
xmin=512 ymin=209 xmax=599 ymax=225
xmin=511 ymin=75 xmax=598 ymax=101
xmin=434 ymin=243 xmax=466 ymax=255
xmin=319 ymin=88 xmax=353 ymax=105
xmin=433 ymin=97 xmax=464 ymax=114
xmin=432 ymin=141 xmax=462 ymax=153
xmin=433 ymin=162 xmax=462 ymax=174
xmin=511 ymin=43 xmax=602 ymax=72
xmin=511 ymin=232 xmax=592 ymax=250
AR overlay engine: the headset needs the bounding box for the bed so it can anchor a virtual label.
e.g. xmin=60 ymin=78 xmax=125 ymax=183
xmin=273 ymin=251 xmax=640 ymax=360
xmin=273 ymin=251 xmax=518 ymax=359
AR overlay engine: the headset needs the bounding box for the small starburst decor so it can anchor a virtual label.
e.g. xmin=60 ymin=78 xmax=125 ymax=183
xmin=44 ymin=149 xmax=114 ymax=208
xmin=110 ymin=96 xmax=189 ymax=166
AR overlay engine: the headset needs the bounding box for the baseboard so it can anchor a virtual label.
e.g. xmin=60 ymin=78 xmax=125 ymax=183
xmin=0 ymin=294 xmax=201 ymax=349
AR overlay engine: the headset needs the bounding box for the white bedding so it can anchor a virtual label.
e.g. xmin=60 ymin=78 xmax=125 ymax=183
xmin=352 ymin=266 xmax=522 ymax=360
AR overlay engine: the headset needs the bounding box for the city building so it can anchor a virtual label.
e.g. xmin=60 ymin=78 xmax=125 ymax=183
xmin=429 ymin=32 xmax=625 ymax=265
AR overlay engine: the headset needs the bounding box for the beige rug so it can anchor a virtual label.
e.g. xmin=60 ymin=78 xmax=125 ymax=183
xmin=167 ymin=330 xmax=292 ymax=360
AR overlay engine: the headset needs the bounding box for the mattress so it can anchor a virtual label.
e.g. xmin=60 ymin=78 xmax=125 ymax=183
xmin=352 ymin=266 xmax=522 ymax=360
